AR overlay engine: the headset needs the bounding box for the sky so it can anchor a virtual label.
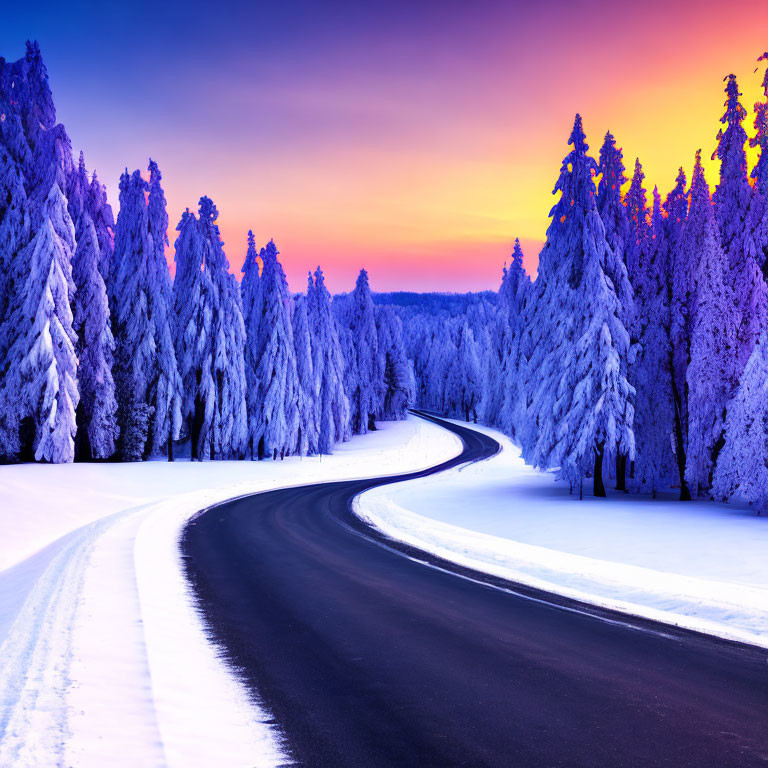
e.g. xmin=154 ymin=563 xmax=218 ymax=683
xmin=2 ymin=0 xmax=768 ymax=292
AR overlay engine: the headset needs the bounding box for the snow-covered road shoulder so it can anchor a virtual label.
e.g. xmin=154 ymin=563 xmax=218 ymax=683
xmin=355 ymin=419 xmax=768 ymax=649
xmin=0 ymin=416 xmax=462 ymax=768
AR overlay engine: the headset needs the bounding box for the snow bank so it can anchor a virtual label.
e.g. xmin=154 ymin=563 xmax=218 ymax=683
xmin=0 ymin=416 xmax=462 ymax=767
xmin=355 ymin=420 xmax=768 ymax=648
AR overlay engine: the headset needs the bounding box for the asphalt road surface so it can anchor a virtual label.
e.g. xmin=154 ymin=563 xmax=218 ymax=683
xmin=182 ymin=413 xmax=768 ymax=767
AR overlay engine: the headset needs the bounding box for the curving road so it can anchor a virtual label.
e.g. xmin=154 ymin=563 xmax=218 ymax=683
xmin=182 ymin=414 xmax=768 ymax=767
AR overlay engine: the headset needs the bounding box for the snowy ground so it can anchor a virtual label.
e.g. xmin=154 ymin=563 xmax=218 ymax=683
xmin=0 ymin=417 xmax=462 ymax=768
xmin=356 ymin=419 xmax=768 ymax=649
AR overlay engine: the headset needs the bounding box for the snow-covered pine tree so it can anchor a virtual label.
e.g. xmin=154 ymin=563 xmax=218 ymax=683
xmin=483 ymin=256 xmax=514 ymax=427
xmin=752 ymin=53 xmax=768 ymax=203
xmin=596 ymin=133 xmax=634 ymax=315
xmin=684 ymin=150 xmax=737 ymax=497
xmin=307 ymin=266 xmax=351 ymax=453
xmin=221 ymin=271 xmax=249 ymax=459
xmin=714 ymin=74 xmax=752 ymax=261
xmin=173 ymin=200 xmax=247 ymax=460
xmin=375 ymin=306 xmax=414 ymax=420
xmin=526 ymin=115 xmax=634 ymax=496
xmin=596 ymin=132 xmax=635 ymax=490
xmin=240 ymin=237 xmax=262 ymax=457
xmin=146 ymin=159 xmax=183 ymax=459
xmin=497 ymin=239 xmax=533 ymax=440
xmin=0 ymin=144 xmax=31 ymax=370
xmin=0 ymin=46 xmax=81 ymax=462
xmin=71 ymin=209 xmax=118 ymax=459
xmin=597 ymin=133 xmax=629 ymax=249
xmin=712 ymin=74 xmax=767 ymax=378
xmin=550 ymin=218 xmax=635 ymax=496
xmin=293 ymin=292 xmax=319 ymax=455
xmin=624 ymin=158 xmax=649 ymax=286
xmin=664 ymin=166 xmax=691 ymax=499
xmin=247 ymin=239 xmax=298 ymax=459
xmin=423 ymin=320 xmax=456 ymax=414
xmin=0 ymin=42 xmax=55 ymax=183
xmin=172 ymin=208 xmax=204 ymax=454
xmin=631 ymin=188 xmax=676 ymax=495
xmin=450 ymin=322 xmax=481 ymax=422
xmin=111 ymin=169 xmax=155 ymax=460
xmin=0 ymin=58 xmax=33 ymax=177
xmin=16 ymin=42 xmax=56 ymax=166
xmin=712 ymin=332 xmax=768 ymax=514
xmin=68 ymin=153 xmax=118 ymax=460
xmin=241 ymin=229 xmax=260 ymax=330
xmin=194 ymin=197 xmax=247 ymax=460
xmin=0 ymin=147 xmax=31 ymax=458
xmin=483 ymin=240 xmax=528 ymax=429
xmin=341 ymin=269 xmax=381 ymax=434
xmin=5 ymin=182 xmax=79 ymax=462
xmin=88 ymin=171 xmax=115 ymax=279
xmin=749 ymin=53 xmax=768 ymax=277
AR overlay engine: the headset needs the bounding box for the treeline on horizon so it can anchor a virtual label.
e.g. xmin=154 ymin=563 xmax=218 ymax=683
xmin=3 ymin=41 xmax=768 ymax=518
xmin=0 ymin=43 xmax=415 ymax=465
xmin=397 ymin=54 xmax=768 ymax=513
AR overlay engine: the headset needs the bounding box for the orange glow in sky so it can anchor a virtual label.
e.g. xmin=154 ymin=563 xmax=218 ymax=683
xmin=8 ymin=0 xmax=768 ymax=291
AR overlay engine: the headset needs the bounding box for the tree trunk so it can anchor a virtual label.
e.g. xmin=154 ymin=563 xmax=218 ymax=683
xmin=593 ymin=443 xmax=606 ymax=497
xmin=670 ymin=372 xmax=691 ymax=501
xmin=18 ymin=417 xmax=36 ymax=463
xmin=191 ymin=395 xmax=205 ymax=462
xmin=167 ymin=438 xmax=174 ymax=462
xmin=615 ymin=454 xmax=627 ymax=492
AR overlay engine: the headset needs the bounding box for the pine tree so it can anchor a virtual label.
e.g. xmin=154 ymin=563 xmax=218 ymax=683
xmin=749 ymin=55 xmax=768 ymax=276
xmin=525 ymin=115 xmax=634 ymax=496
xmin=5 ymin=188 xmax=79 ymax=462
xmin=752 ymin=54 xmax=768 ymax=201
xmin=0 ymin=145 xmax=31 ymax=371
xmin=17 ymin=42 xmax=56 ymax=162
xmin=712 ymin=332 xmax=768 ymax=514
xmin=172 ymin=208 xmax=204 ymax=454
xmin=624 ymin=158 xmax=649 ymax=285
xmin=631 ymin=188 xmax=676 ymax=495
xmin=221 ymin=271 xmax=249 ymax=458
xmin=497 ymin=239 xmax=532 ymax=440
xmin=713 ymin=74 xmax=752 ymax=259
xmin=0 ymin=61 xmax=33 ymax=176
xmin=246 ymin=239 xmax=298 ymax=459
xmin=111 ymin=170 xmax=155 ymax=460
xmin=307 ymin=266 xmax=350 ymax=453
xmin=596 ymin=132 xmax=634 ymax=316
xmin=712 ymin=74 xmax=766 ymax=378
xmin=597 ymin=132 xmax=635 ymax=490
xmin=146 ymin=160 xmax=183 ymax=459
xmin=69 ymin=153 xmax=118 ymax=460
xmin=293 ymin=292 xmax=319 ymax=455
xmin=241 ymin=229 xmax=260 ymax=329
xmin=684 ymin=151 xmax=737 ymax=496
xmin=191 ymin=197 xmax=247 ymax=459
xmin=451 ymin=322 xmax=481 ymax=422
xmin=376 ymin=306 xmax=414 ymax=420
xmin=665 ymin=166 xmax=692 ymax=499
xmin=341 ymin=269 xmax=381 ymax=434
xmin=88 ymin=171 xmax=115 ymax=279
